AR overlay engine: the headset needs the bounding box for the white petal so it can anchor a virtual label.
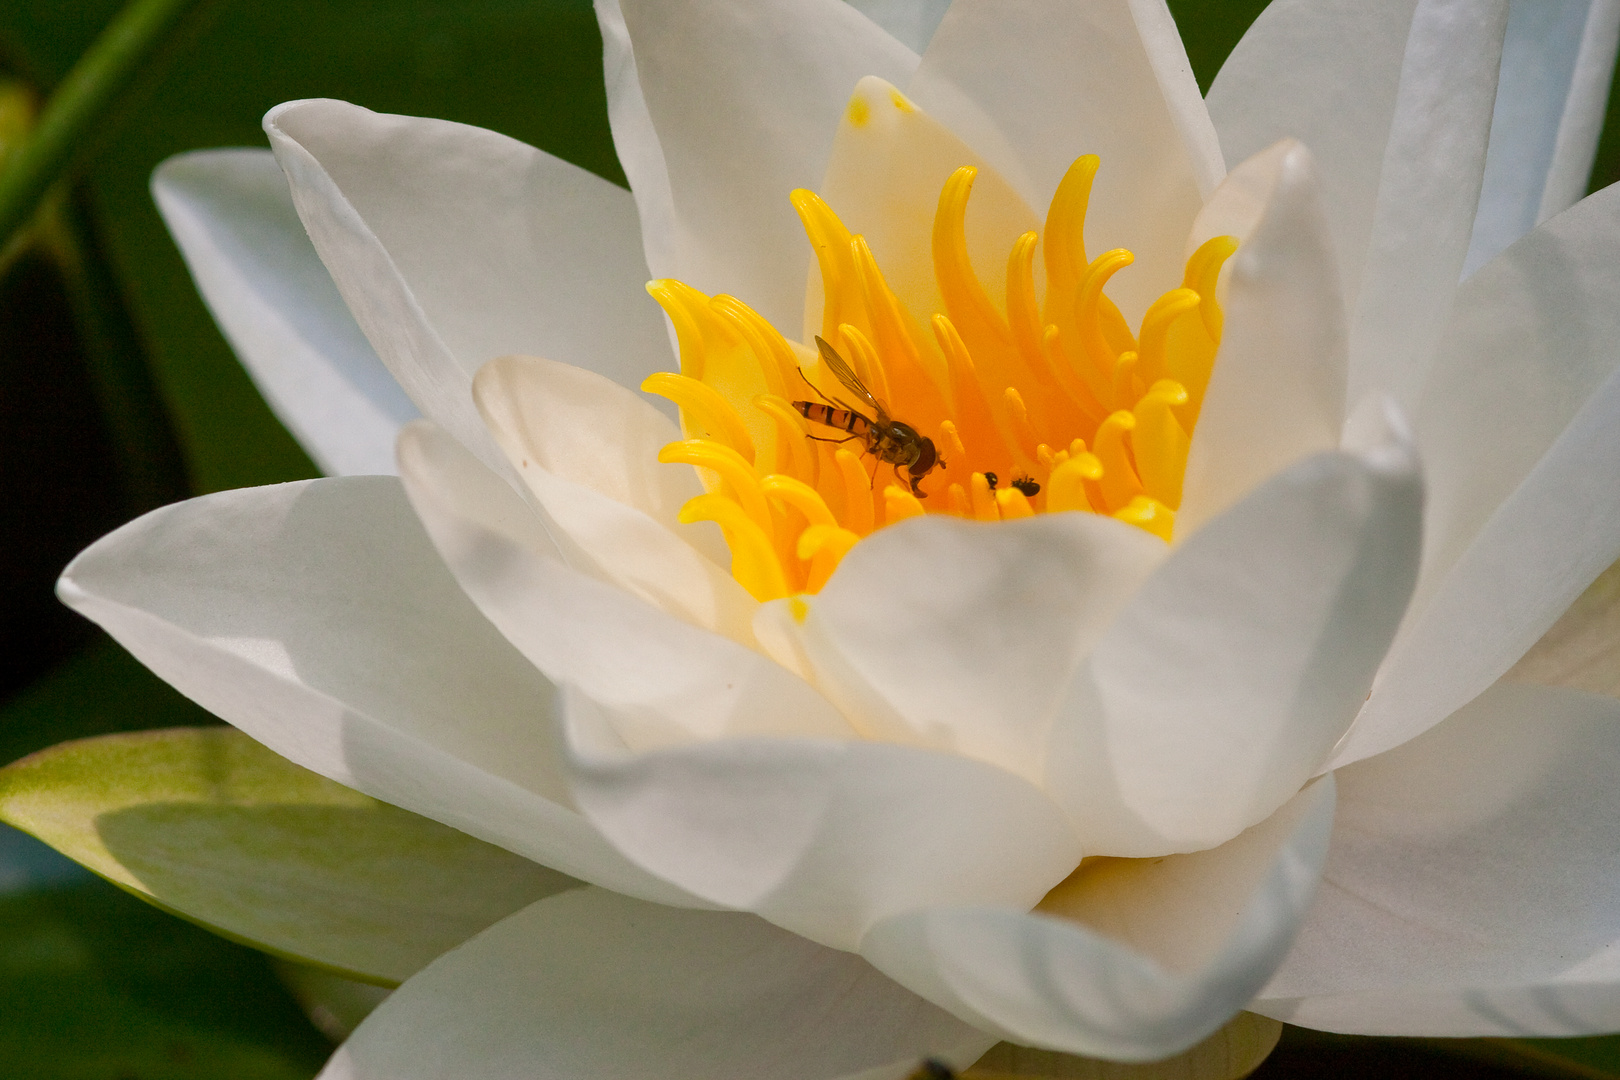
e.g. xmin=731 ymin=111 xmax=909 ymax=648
xmin=600 ymin=0 xmax=917 ymax=333
xmin=911 ymin=0 xmax=1221 ymax=319
xmin=846 ymin=0 xmax=950 ymax=54
xmin=471 ymin=356 xmax=752 ymax=640
xmin=1346 ymin=0 xmax=1511 ymax=412
xmin=263 ymin=99 xmax=668 ymax=472
xmin=1540 ymin=1 xmax=1620 ymax=221
xmin=563 ymin=707 xmax=1084 ymax=952
xmin=56 ymin=478 xmax=692 ymax=905
xmin=321 ymin=887 xmax=996 ymax=1080
xmin=861 ymin=779 xmax=1335 ymax=1062
xmin=818 ymin=76 xmax=1038 ymax=340
xmin=790 ymin=512 xmax=1165 ymax=784
xmin=153 ymin=149 xmax=415 ymax=477
xmin=1049 ymin=438 xmax=1421 ymax=857
xmin=1179 ymin=139 xmax=1347 ymax=534
xmin=1505 ymin=558 xmax=1620 ymax=698
xmin=1463 ymin=0 xmax=1620 ymax=276
xmin=1259 ymin=684 xmax=1620 ymax=1036
xmin=1206 ymin=0 xmax=1417 ymax=309
xmin=1329 ymin=182 xmax=1620 ymax=769
xmin=397 ymin=421 xmax=849 ymax=749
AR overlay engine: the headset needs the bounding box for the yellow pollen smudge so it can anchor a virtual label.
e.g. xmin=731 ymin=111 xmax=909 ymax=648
xmin=847 ymin=96 xmax=871 ymax=127
xmin=644 ymin=144 xmax=1237 ymax=596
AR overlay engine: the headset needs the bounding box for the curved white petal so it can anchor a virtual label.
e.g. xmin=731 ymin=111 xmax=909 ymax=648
xmin=263 ymin=99 xmax=668 ymax=473
xmin=789 ymin=512 xmax=1164 ymax=784
xmin=818 ymin=76 xmax=1038 ymax=342
xmin=1259 ymin=684 xmax=1620 ymax=1036
xmin=847 ymin=0 xmax=951 ymax=54
xmin=1206 ymin=0 xmax=1419 ymax=309
xmin=471 ymin=356 xmax=752 ymax=640
xmin=1541 ymin=1 xmax=1620 ymax=221
xmin=1179 ymin=139 xmax=1346 ymax=534
xmin=563 ymin=707 xmax=1083 ymax=952
xmin=1464 ymin=0 xmax=1620 ymax=277
xmin=397 ymin=420 xmax=849 ymax=749
xmin=599 ymin=0 xmax=917 ymax=333
xmin=1330 ymin=182 xmax=1620 ymax=769
xmin=1346 ymin=0 xmax=1511 ymax=411
xmin=912 ymin=0 xmax=1221 ymax=319
xmin=153 ymin=149 xmax=415 ymax=477
xmin=862 ymin=779 xmax=1334 ymax=1062
xmin=321 ymin=887 xmax=996 ymax=1080
xmin=1050 ymin=437 xmax=1421 ymax=857
xmin=55 ymin=477 xmax=692 ymax=905
xmin=1505 ymin=559 xmax=1620 ymax=698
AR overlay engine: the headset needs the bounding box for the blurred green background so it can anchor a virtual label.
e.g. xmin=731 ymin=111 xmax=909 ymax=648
xmin=1 ymin=0 xmax=1618 ymax=1076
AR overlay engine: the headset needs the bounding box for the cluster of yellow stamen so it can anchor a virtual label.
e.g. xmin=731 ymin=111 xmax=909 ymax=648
xmin=643 ymin=154 xmax=1236 ymax=603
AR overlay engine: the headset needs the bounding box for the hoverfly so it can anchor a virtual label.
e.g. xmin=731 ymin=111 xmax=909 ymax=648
xmin=793 ymin=335 xmax=942 ymax=497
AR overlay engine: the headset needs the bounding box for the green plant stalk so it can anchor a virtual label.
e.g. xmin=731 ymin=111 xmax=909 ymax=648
xmin=0 ymin=0 xmax=208 ymax=250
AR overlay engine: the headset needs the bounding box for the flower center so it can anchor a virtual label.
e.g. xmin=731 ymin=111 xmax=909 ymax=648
xmin=643 ymin=155 xmax=1236 ymax=602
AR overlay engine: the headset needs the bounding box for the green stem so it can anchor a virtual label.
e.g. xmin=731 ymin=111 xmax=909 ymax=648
xmin=0 ymin=0 xmax=208 ymax=249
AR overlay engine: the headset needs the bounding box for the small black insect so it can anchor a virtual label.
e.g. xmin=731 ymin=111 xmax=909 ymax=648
xmin=1010 ymin=474 xmax=1041 ymax=497
xmin=983 ymin=471 xmax=1040 ymax=497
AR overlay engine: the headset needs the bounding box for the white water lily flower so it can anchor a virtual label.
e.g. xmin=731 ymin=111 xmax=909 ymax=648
xmin=49 ymin=0 xmax=1620 ymax=1075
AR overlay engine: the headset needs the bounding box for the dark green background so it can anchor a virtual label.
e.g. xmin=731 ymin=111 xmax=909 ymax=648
xmin=1 ymin=0 xmax=1617 ymax=1075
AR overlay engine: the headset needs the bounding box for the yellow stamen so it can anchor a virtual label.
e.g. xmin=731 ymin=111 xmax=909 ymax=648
xmin=639 ymin=143 xmax=1236 ymax=597
xmin=933 ymin=167 xmax=1008 ymax=345
xmin=1136 ymin=288 xmax=1202 ymax=387
xmin=969 ymin=472 xmax=999 ymax=522
xmin=659 ymin=440 xmax=773 ymax=535
xmin=1113 ymin=495 xmax=1175 ymax=542
xmin=885 ymin=485 xmax=927 ymax=523
xmin=680 ymin=494 xmax=792 ymax=601
xmin=1093 ymin=411 xmax=1144 ymax=511
xmin=762 ymin=474 xmax=838 ymax=529
xmin=792 ymin=188 xmax=866 ymax=342
xmin=754 ymin=394 xmax=818 ymax=484
xmin=1003 ymin=386 xmax=1043 ymax=459
xmin=1076 ymin=249 xmax=1136 ymax=402
xmin=851 ymin=235 xmax=950 ymax=419
xmin=1111 ymin=351 xmax=1142 ymax=414
xmin=713 ymin=296 xmax=796 ymax=399
xmin=837 ymin=322 xmax=893 ymax=407
xmin=1047 ymin=452 xmax=1103 ymax=513
xmin=1043 ymin=155 xmax=1099 ymax=308
xmin=644 ymin=372 xmax=757 ymax=465
xmin=996 ymin=487 xmax=1035 ymax=519
xmin=798 ymin=524 xmax=860 ymax=592
xmin=1131 ymin=380 xmax=1192 ymax=509
xmin=834 ymin=449 xmax=875 ymax=535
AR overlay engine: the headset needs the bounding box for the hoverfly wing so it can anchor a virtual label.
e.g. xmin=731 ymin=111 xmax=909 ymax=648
xmin=814 ymin=335 xmax=883 ymax=414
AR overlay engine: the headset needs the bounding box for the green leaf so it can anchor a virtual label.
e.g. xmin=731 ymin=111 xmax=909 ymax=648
xmin=0 ymin=0 xmax=214 ymax=249
xmin=0 ymin=726 xmax=580 ymax=985
xmin=0 ymin=877 xmax=331 ymax=1078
